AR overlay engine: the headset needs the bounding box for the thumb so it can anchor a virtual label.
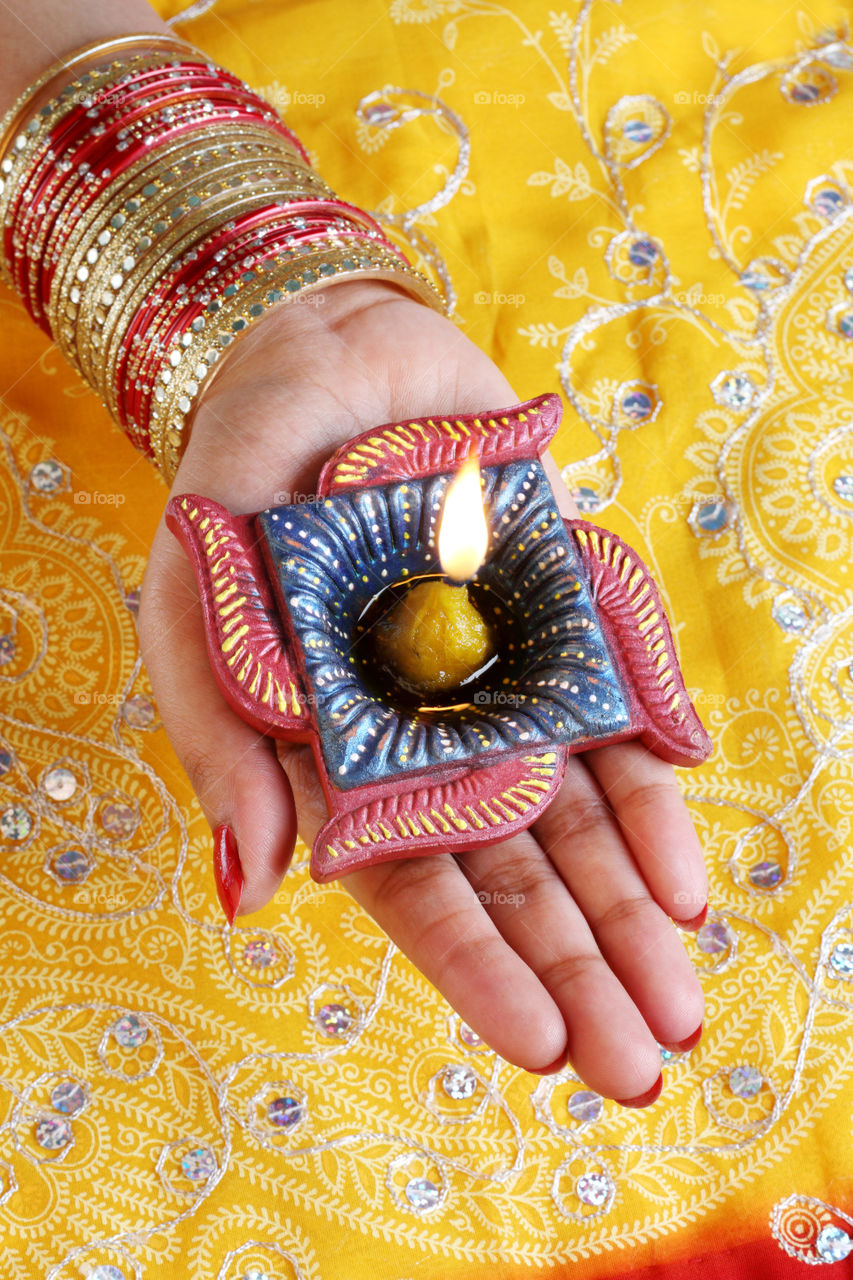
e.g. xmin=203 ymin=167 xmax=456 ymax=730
xmin=139 ymin=526 xmax=297 ymax=920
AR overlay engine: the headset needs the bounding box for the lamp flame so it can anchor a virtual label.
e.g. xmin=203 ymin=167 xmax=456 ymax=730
xmin=438 ymin=453 xmax=488 ymax=583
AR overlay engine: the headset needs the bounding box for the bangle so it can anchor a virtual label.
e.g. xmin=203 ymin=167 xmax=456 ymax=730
xmin=0 ymin=35 xmax=447 ymax=480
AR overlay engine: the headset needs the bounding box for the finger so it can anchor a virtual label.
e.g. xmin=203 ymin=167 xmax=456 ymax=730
xmin=532 ymin=756 xmax=704 ymax=1051
xmin=457 ymin=828 xmax=662 ymax=1101
xmin=582 ymin=740 xmax=708 ymax=925
xmin=340 ymin=852 xmax=567 ymax=1073
xmin=139 ymin=532 xmax=297 ymax=917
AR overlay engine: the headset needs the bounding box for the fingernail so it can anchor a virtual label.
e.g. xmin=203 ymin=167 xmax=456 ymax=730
xmin=529 ymin=1050 xmax=570 ymax=1076
xmin=213 ymin=823 xmax=243 ymax=925
xmin=661 ymin=1021 xmax=703 ymax=1054
xmin=676 ymin=903 xmax=707 ymax=931
xmin=614 ymin=1071 xmax=663 ymax=1109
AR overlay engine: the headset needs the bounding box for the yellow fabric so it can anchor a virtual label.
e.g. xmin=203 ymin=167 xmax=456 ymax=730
xmin=2 ymin=0 xmax=853 ymax=1275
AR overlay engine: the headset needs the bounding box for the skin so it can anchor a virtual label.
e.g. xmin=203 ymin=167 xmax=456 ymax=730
xmin=0 ymin=1 xmax=708 ymax=1102
xmin=139 ymin=280 xmax=707 ymax=1100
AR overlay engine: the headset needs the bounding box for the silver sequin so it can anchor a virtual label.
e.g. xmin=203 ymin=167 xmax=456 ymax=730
xmin=405 ymin=1176 xmax=440 ymax=1210
xmin=180 ymin=1146 xmax=216 ymax=1181
xmin=696 ymin=921 xmax=731 ymax=954
xmin=42 ymin=766 xmax=77 ymax=801
xmin=442 ymin=1064 xmax=477 ymax=1099
xmin=35 ymin=1115 xmax=72 ymax=1149
xmin=749 ymin=859 xmax=783 ymax=889
xmin=567 ymin=1090 xmax=602 ymax=1123
xmin=29 ymin=460 xmax=67 ymax=492
xmin=576 ymin=1171 xmax=613 ymax=1206
xmin=728 ymin=1065 xmax=763 ymax=1098
xmin=0 ymin=804 xmax=31 ymax=840
xmin=121 ymin=696 xmax=156 ymax=729
xmin=267 ymin=1096 xmax=303 ymax=1127
xmin=315 ymin=1003 xmax=353 ymax=1037
xmin=50 ymin=1079 xmax=87 ymax=1114
xmin=817 ymin=1225 xmax=853 ymax=1262
xmin=112 ymin=1013 xmax=148 ymax=1048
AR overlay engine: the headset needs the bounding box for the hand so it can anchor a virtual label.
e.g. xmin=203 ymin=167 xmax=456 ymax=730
xmin=139 ymin=279 xmax=707 ymax=1104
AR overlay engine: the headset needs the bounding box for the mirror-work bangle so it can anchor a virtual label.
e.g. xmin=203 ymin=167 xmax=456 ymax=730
xmin=0 ymin=33 xmax=446 ymax=480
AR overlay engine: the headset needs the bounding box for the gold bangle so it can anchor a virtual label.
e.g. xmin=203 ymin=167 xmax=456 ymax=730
xmin=150 ymin=239 xmax=446 ymax=479
xmin=0 ymin=34 xmax=196 ymax=163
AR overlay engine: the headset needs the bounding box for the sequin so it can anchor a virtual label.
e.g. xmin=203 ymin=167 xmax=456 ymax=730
xmin=567 ymin=1090 xmax=602 ymax=1123
xmin=623 ymin=118 xmax=653 ymax=143
xmin=729 ymin=1065 xmax=762 ymax=1098
xmin=89 ymin=1268 xmax=126 ymax=1280
xmin=771 ymin=595 xmax=809 ymax=633
xmin=816 ymin=1225 xmax=853 ymax=1262
xmin=0 ymin=804 xmax=31 ymax=840
xmin=458 ymin=1022 xmax=483 ymax=1048
xmin=830 ymin=941 xmax=853 ymax=976
xmin=42 ymin=766 xmax=77 ymax=801
xmin=833 ymin=475 xmax=853 ymax=502
xmin=29 ymin=459 xmax=67 ymax=492
xmin=813 ymin=188 xmax=845 ymax=217
xmin=620 ymin=389 xmax=655 ymax=421
xmin=122 ymin=695 xmax=156 ymax=729
xmin=315 ymin=1002 xmax=353 ymax=1037
xmin=571 ymin=485 xmax=601 ymax=513
xmin=0 ymin=635 xmax=14 ymax=666
xmin=576 ymin=1171 xmax=612 ymax=1207
xmin=697 ymin=921 xmax=731 ymax=954
xmin=267 ymin=1095 xmax=303 ymax=1127
xmin=241 ymin=1271 xmax=270 ymax=1280
xmin=180 ymin=1146 xmax=216 ymax=1181
xmin=405 ymin=1176 xmax=440 ymax=1210
xmin=100 ymin=801 xmax=138 ymax=837
xmin=112 ymin=1013 xmax=148 ymax=1048
xmin=844 ymin=266 xmax=853 ymax=293
xmin=52 ymin=847 xmax=90 ymax=883
xmin=834 ymin=309 xmax=853 ymax=339
xmin=688 ymin=500 xmax=733 ymax=536
xmin=0 ymin=748 xmax=12 ymax=774
xmin=749 ymin=859 xmax=783 ymax=889
xmin=711 ymin=371 xmax=756 ymax=409
xmin=660 ymin=1047 xmax=677 ymax=1062
xmin=442 ymin=1064 xmax=477 ymax=1099
xmin=124 ymin=587 xmax=141 ymax=616
xmin=243 ymin=938 xmax=280 ymax=969
xmin=740 ymin=268 xmax=770 ymax=292
xmin=627 ymin=237 xmax=657 ymax=266
xmin=50 ymin=1079 xmax=87 ymax=1114
xmin=35 ymin=1115 xmax=72 ymax=1149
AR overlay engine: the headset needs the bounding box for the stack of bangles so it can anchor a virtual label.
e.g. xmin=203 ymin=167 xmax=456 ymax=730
xmin=0 ymin=32 xmax=445 ymax=481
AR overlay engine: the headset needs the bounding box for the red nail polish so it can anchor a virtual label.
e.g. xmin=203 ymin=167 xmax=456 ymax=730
xmin=661 ymin=1022 xmax=703 ymax=1054
xmin=614 ymin=1071 xmax=663 ymax=1108
xmin=529 ymin=1050 xmax=570 ymax=1076
xmin=213 ymin=823 xmax=243 ymax=925
xmin=676 ymin=903 xmax=707 ymax=931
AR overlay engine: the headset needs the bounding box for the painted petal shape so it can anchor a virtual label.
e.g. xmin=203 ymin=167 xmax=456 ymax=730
xmin=311 ymin=747 xmax=568 ymax=881
xmin=166 ymin=495 xmax=307 ymax=735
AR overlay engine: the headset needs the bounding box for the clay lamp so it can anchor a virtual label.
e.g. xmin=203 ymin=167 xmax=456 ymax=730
xmin=167 ymin=393 xmax=711 ymax=882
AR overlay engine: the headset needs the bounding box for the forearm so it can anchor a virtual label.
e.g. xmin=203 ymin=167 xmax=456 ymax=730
xmin=0 ymin=0 xmax=168 ymax=111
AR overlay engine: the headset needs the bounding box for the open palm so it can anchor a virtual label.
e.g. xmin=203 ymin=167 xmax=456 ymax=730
xmin=139 ymin=279 xmax=707 ymax=1105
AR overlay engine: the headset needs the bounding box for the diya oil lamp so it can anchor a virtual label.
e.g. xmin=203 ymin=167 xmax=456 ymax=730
xmin=166 ymin=393 xmax=711 ymax=882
